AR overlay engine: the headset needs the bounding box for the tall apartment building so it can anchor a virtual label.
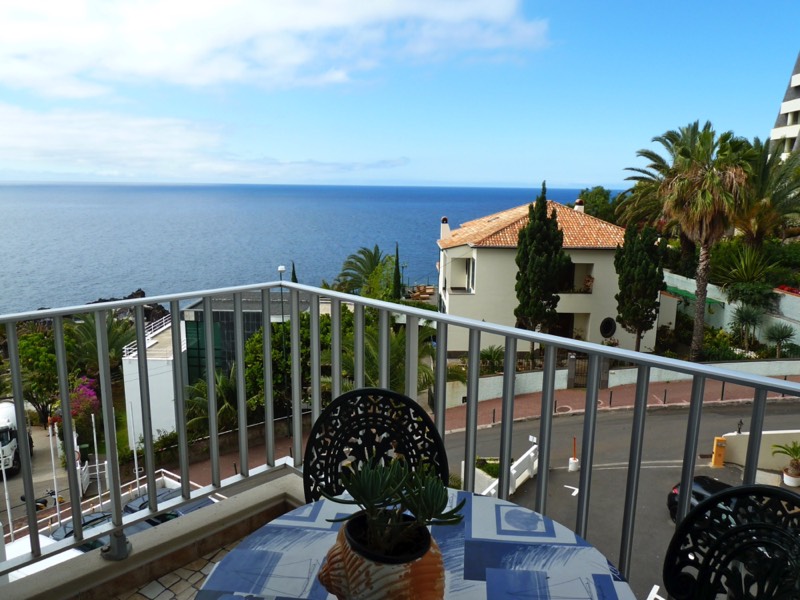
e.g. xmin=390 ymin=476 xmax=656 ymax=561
xmin=771 ymin=51 xmax=800 ymax=159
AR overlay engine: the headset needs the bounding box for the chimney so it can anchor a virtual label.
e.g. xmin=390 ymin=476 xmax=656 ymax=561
xmin=574 ymin=198 xmax=585 ymax=213
xmin=440 ymin=216 xmax=450 ymax=238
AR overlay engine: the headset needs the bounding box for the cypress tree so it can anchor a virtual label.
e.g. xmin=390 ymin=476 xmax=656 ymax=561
xmin=614 ymin=225 xmax=665 ymax=351
xmin=291 ymin=261 xmax=298 ymax=283
xmin=514 ymin=181 xmax=572 ymax=334
xmin=392 ymin=242 xmax=402 ymax=300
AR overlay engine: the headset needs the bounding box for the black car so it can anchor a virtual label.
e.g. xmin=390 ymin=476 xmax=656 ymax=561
xmin=667 ymin=475 xmax=731 ymax=522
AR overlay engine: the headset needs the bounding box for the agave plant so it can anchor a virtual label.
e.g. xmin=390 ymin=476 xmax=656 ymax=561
xmin=322 ymin=458 xmax=465 ymax=557
xmin=771 ymin=441 xmax=800 ymax=477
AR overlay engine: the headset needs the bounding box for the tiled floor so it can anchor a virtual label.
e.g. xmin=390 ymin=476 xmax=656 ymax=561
xmin=112 ymin=539 xmax=241 ymax=600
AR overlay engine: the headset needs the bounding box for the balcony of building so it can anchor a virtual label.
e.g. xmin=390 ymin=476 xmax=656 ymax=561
xmin=1 ymin=281 xmax=799 ymax=599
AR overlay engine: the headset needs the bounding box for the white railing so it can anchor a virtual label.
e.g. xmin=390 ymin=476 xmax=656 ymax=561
xmin=1 ymin=281 xmax=799 ymax=587
xmin=121 ymin=313 xmax=172 ymax=357
xmin=481 ymin=439 xmax=539 ymax=498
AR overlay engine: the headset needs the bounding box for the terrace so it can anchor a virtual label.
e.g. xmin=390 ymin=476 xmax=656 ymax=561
xmin=1 ymin=280 xmax=799 ymax=599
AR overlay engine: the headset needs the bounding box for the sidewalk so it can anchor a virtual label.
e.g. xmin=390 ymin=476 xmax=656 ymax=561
xmin=443 ymin=374 xmax=800 ymax=432
xmin=187 ymin=375 xmax=800 ymax=487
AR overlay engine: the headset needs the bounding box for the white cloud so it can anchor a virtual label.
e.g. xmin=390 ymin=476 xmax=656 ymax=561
xmin=0 ymin=0 xmax=547 ymax=96
xmin=0 ymin=103 xmax=409 ymax=181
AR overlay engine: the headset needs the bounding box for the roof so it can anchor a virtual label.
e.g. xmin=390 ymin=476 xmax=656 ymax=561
xmin=437 ymin=201 xmax=626 ymax=250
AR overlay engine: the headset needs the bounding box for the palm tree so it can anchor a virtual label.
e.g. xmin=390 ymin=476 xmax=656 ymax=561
xmin=480 ymin=345 xmax=505 ymax=375
xmin=184 ymin=364 xmax=242 ymax=435
xmin=326 ymin=323 xmax=466 ymax=396
xmin=765 ymin=322 xmax=796 ymax=358
xmin=712 ymin=245 xmax=779 ymax=310
xmin=333 ymin=245 xmax=387 ymax=294
xmin=619 ymin=134 xmax=698 ymax=275
xmin=66 ymin=312 xmax=136 ymax=377
xmin=734 ymin=140 xmax=800 ymax=247
xmin=730 ymin=305 xmax=763 ymax=352
xmin=628 ymin=121 xmax=752 ymax=361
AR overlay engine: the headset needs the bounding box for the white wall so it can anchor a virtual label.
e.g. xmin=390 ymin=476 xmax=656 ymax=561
xmin=122 ymin=356 xmax=178 ymax=447
xmin=440 ymin=245 xmax=659 ymax=353
xmin=723 ymin=430 xmax=800 ymax=472
xmin=608 ymin=359 xmax=800 ymax=387
xmin=444 ymin=369 xmax=569 ymax=408
xmin=665 ymin=271 xmax=800 ymax=345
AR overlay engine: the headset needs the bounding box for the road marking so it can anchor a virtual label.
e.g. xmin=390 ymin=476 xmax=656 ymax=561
xmin=564 ymin=485 xmax=579 ymax=496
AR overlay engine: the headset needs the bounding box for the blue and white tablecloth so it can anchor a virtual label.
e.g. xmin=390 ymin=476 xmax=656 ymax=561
xmin=198 ymin=490 xmax=635 ymax=599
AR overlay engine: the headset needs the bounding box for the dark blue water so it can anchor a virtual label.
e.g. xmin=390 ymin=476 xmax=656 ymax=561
xmin=0 ymin=183 xmax=586 ymax=314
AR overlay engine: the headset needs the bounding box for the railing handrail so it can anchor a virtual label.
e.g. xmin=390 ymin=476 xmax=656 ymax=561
xmin=2 ymin=280 xmax=800 ymax=588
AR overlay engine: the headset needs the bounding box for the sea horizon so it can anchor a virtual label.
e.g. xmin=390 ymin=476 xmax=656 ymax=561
xmin=0 ymin=183 xmax=616 ymax=315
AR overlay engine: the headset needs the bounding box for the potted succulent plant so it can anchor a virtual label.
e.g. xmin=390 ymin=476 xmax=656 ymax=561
xmin=771 ymin=441 xmax=800 ymax=487
xmin=317 ymin=458 xmax=465 ymax=600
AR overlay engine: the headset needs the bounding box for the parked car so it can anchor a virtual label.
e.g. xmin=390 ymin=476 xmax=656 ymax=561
xmin=667 ymin=475 xmax=731 ymax=522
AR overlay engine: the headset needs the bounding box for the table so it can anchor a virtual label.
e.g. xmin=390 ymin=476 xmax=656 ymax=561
xmin=198 ymin=489 xmax=635 ymax=599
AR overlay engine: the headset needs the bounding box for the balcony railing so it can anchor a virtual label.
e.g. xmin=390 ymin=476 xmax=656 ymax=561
xmin=1 ymin=280 xmax=800 ymax=590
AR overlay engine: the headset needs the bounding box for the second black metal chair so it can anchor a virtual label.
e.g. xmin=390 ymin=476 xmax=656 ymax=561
xmin=302 ymin=387 xmax=449 ymax=503
xmin=663 ymin=483 xmax=800 ymax=599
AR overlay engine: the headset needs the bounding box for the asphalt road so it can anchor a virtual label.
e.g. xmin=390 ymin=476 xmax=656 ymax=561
xmin=4 ymin=400 xmax=800 ymax=598
xmin=0 ymin=425 xmax=75 ymax=535
xmin=447 ymin=401 xmax=800 ymax=599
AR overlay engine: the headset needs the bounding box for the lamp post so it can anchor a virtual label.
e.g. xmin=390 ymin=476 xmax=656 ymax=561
xmin=277 ymin=265 xmax=288 ymax=434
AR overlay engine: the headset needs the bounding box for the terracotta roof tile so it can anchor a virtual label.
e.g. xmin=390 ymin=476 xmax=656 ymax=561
xmin=437 ymin=201 xmax=625 ymax=250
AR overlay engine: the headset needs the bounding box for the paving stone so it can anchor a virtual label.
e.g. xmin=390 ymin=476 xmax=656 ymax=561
xmin=138 ymin=581 xmax=167 ymax=600
xmin=175 ymin=587 xmax=197 ymax=600
xmin=183 ymin=558 xmax=208 ymax=571
xmin=187 ymin=571 xmax=205 ymax=584
xmin=169 ymin=579 xmax=193 ymax=595
xmin=158 ymin=572 xmax=180 ymax=588
xmin=171 ymin=567 xmax=195 ymax=580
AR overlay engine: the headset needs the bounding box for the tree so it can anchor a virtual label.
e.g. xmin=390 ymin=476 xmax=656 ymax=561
xmin=765 ymin=322 xmax=796 ymax=358
xmin=66 ymin=311 xmax=136 ymax=378
xmin=514 ymin=182 xmax=573 ymax=334
xmin=17 ymin=329 xmax=59 ymax=426
xmin=333 ymin=245 xmax=387 ymax=294
xmin=620 ymin=132 xmax=700 ymax=276
xmin=244 ymin=311 xmax=338 ymax=414
xmin=291 ymin=261 xmax=298 ymax=283
xmin=184 ymin=364 xmax=244 ymax=435
xmin=331 ymin=323 xmax=466 ymax=396
xmin=361 ymin=256 xmax=396 ymax=301
xmin=578 ymin=186 xmax=619 ymax=223
xmin=712 ymin=245 xmax=779 ymax=310
xmin=734 ymin=140 xmax=800 ymax=247
xmin=729 ymin=305 xmax=763 ymax=352
xmin=614 ymin=226 xmax=665 ymax=351
xmin=479 ymin=345 xmax=505 ymax=375
xmin=392 ymin=243 xmax=402 ymax=300
xmin=626 ymin=121 xmax=752 ymax=361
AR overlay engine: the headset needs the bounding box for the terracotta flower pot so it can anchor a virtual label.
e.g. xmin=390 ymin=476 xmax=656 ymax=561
xmin=318 ymin=513 xmax=444 ymax=600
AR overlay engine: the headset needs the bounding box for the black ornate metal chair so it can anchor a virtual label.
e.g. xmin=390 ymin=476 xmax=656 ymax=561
xmin=663 ymin=484 xmax=800 ymax=599
xmin=302 ymin=387 xmax=449 ymax=503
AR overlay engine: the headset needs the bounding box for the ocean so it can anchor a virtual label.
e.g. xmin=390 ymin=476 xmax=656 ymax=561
xmin=0 ymin=183 xmax=587 ymax=315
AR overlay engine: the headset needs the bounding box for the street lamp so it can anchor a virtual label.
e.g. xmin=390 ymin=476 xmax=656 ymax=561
xmin=277 ymin=266 xmax=288 ymax=434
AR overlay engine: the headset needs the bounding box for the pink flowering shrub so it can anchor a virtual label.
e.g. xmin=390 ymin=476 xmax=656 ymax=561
xmin=69 ymin=376 xmax=101 ymax=446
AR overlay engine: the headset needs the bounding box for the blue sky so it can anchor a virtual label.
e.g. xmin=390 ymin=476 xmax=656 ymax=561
xmin=0 ymin=1 xmax=797 ymax=189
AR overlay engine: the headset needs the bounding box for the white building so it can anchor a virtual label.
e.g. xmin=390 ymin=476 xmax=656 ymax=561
xmin=771 ymin=51 xmax=800 ymax=159
xmin=437 ymin=200 xmax=667 ymax=353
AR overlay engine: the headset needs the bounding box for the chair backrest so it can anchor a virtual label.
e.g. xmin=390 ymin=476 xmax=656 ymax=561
xmin=663 ymin=483 xmax=800 ymax=600
xmin=302 ymin=388 xmax=449 ymax=503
